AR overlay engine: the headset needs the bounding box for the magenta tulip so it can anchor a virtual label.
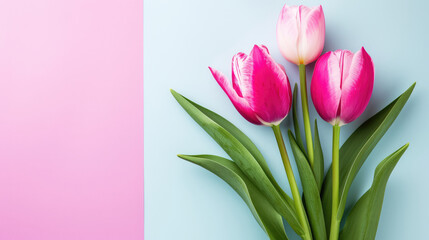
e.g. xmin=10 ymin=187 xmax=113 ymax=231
xmin=209 ymin=45 xmax=292 ymax=126
xmin=277 ymin=5 xmax=325 ymax=65
xmin=311 ymin=47 xmax=374 ymax=126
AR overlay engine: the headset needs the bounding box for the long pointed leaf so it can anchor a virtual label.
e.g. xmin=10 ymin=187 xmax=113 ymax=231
xmin=179 ymin=154 xmax=289 ymax=240
xmin=313 ymin=119 xmax=324 ymax=191
xmin=289 ymin=131 xmax=327 ymax=240
xmin=183 ymin=94 xmax=292 ymax=206
xmin=171 ymin=89 xmax=303 ymax=235
xmin=321 ymin=83 xmax=415 ymax=232
xmin=340 ymin=144 xmax=408 ymax=240
xmin=292 ymin=84 xmax=305 ymax=153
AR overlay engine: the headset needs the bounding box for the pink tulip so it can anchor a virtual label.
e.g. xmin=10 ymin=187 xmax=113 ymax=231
xmin=311 ymin=47 xmax=374 ymax=126
xmin=209 ymin=45 xmax=292 ymax=126
xmin=277 ymin=5 xmax=325 ymax=65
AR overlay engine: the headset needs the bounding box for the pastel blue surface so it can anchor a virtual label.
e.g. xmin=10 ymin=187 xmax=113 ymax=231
xmin=144 ymin=0 xmax=428 ymax=239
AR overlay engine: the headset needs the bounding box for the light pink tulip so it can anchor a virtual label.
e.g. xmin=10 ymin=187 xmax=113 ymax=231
xmin=209 ymin=45 xmax=292 ymax=126
xmin=311 ymin=47 xmax=374 ymax=126
xmin=277 ymin=5 xmax=325 ymax=65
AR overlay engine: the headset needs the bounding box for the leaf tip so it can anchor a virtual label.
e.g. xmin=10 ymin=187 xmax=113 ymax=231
xmin=408 ymin=82 xmax=416 ymax=93
xmin=404 ymin=142 xmax=410 ymax=149
xmin=287 ymin=130 xmax=296 ymax=143
xmin=170 ymin=89 xmax=183 ymax=102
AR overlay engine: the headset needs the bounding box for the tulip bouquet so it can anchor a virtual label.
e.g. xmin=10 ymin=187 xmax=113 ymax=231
xmin=171 ymin=4 xmax=415 ymax=240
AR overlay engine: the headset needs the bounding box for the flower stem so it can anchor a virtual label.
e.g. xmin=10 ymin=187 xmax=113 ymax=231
xmin=299 ymin=64 xmax=314 ymax=169
xmin=329 ymin=125 xmax=341 ymax=240
xmin=272 ymin=125 xmax=312 ymax=240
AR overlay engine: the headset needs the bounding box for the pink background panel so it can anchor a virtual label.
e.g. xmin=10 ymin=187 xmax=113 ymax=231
xmin=0 ymin=0 xmax=143 ymax=239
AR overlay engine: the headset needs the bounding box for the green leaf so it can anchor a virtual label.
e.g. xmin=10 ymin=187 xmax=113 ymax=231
xmin=181 ymin=92 xmax=291 ymax=206
xmin=178 ymin=154 xmax=289 ymax=240
xmin=288 ymin=131 xmax=327 ymax=240
xmin=321 ymin=83 xmax=415 ymax=232
xmin=313 ymin=119 xmax=324 ymax=192
xmin=171 ymin=89 xmax=303 ymax=236
xmin=292 ymin=84 xmax=305 ymax=153
xmin=340 ymin=143 xmax=409 ymax=240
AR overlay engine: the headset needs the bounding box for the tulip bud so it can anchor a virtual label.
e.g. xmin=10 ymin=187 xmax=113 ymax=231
xmin=311 ymin=47 xmax=374 ymax=126
xmin=209 ymin=45 xmax=292 ymax=126
xmin=277 ymin=5 xmax=325 ymax=65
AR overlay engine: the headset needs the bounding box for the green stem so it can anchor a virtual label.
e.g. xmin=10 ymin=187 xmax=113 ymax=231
xmin=272 ymin=125 xmax=312 ymax=240
xmin=299 ymin=64 xmax=314 ymax=169
xmin=329 ymin=125 xmax=341 ymax=240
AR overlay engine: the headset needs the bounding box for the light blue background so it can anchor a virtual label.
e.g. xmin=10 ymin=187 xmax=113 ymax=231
xmin=144 ymin=0 xmax=429 ymax=239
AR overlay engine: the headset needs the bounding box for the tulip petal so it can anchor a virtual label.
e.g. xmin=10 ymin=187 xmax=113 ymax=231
xmin=231 ymin=47 xmax=269 ymax=98
xmin=332 ymin=50 xmax=354 ymax=89
xmin=300 ymin=5 xmax=325 ymax=65
xmin=278 ymin=64 xmax=286 ymax=74
xmin=339 ymin=47 xmax=374 ymax=124
xmin=244 ymin=45 xmax=292 ymax=125
xmin=311 ymin=51 xmax=342 ymax=124
xmin=209 ymin=67 xmax=262 ymax=125
xmin=232 ymin=52 xmax=249 ymax=97
xmin=277 ymin=5 xmax=300 ymax=65
xmin=260 ymin=44 xmax=270 ymax=54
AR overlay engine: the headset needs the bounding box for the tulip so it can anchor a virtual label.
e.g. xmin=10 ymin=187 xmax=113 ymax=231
xmin=310 ymin=47 xmax=375 ymax=126
xmin=277 ymin=5 xmax=325 ymax=168
xmin=276 ymin=5 xmax=325 ymax=65
xmin=209 ymin=45 xmax=292 ymax=126
xmin=310 ymin=47 xmax=374 ymax=240
xmin=210 ymin=45 xmax=312 ymax=239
